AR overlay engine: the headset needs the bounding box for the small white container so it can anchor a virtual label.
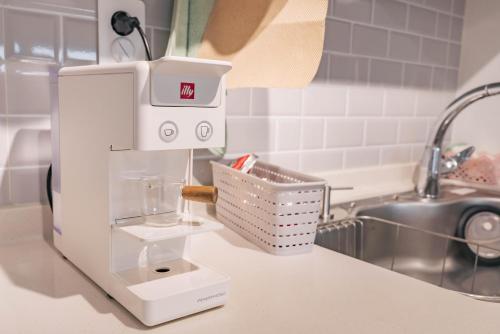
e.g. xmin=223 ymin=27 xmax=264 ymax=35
xmin=211 ymin=161 xmax=326 ymax=255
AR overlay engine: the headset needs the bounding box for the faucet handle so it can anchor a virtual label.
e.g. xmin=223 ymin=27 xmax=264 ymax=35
xmin=441 ymin=146 xmax=475 ymax=175
xmin=321 ymin=185 xmax=354 ymax=223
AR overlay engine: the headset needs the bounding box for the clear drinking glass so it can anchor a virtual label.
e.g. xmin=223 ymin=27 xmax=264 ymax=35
xmin=141 ymin=175 xmax=163 ymax=216
xmin=140 ymin=175 xmax=185 ymax=226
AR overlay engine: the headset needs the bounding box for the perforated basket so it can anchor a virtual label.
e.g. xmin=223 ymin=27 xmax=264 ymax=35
xmin=211 ymin=161 xmax=326 ymax=255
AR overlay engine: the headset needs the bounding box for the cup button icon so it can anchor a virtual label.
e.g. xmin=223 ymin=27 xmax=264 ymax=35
xmin=159 ymin=121 xmax=179 ymax=143
xmin=195 ymin=121 xmax=213 ymax=141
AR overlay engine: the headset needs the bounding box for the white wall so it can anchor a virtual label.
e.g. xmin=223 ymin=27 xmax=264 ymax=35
xmin=452 ymin=0 xmax=500 ymax=152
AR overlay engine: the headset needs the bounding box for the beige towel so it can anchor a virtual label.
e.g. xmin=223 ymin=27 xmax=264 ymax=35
xmin=197 ymin=0 xmax=328 ymax=88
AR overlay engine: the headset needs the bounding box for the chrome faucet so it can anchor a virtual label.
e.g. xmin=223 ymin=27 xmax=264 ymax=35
xmin=415 ymin=82 xmax=500 ymax=199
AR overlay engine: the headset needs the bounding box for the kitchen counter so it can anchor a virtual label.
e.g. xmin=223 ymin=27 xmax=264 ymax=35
xmin=2 ymin=205 xmax=500 ymax=334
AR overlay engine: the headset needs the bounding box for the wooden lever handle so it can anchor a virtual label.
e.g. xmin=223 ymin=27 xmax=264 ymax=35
xmin=181 ymin=186 xmax=218 ymax=204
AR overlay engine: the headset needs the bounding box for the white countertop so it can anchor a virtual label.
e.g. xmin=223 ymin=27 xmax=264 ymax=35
xmin=2 ymin=210 xmax=500 ymax=334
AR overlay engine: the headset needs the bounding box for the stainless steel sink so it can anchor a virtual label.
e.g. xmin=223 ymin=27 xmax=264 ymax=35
xmin=315 ymin=184 xmax=500 ymax=301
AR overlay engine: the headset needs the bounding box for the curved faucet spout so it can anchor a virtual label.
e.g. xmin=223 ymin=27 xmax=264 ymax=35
xmin=415 ymin=82 xmax=500 ymax=199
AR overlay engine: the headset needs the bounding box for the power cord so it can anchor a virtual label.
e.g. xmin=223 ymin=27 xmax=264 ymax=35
xmin=111 ymin=10 xmax=152 ymax=61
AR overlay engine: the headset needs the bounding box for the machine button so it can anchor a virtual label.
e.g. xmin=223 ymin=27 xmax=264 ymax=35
xmin=159 ymin=121 xmax=179 ymax=143
xmin=195 ymin=121 xmax=213 ymax=141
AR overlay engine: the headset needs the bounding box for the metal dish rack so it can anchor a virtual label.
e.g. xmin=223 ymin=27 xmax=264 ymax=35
xmin=316 ymin=216 xmax=500 ymax=301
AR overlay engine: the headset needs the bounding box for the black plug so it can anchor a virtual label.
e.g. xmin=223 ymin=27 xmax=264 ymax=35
xmin=111 ymin=11 xmax=139 ymax=36
xmin=111 ymin=10 xmax=152 ymax=60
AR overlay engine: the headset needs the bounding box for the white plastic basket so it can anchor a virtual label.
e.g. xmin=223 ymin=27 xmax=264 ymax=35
xmin=211 ymin=161 xmax=326 ymax=255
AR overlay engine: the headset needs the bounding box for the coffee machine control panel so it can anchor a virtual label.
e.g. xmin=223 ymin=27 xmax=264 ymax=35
xmin=150 ymin=56 xmax=231 ymax=108
xmin=134 ymin=57 xmax=232 ymax=151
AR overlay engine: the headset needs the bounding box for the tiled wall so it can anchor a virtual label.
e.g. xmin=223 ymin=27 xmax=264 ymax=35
xmin=0 ymin=0 xmax=173 ymax=205
xmin=0 ymin=0 xmax=465 ymax=206
xmin=224 ymin=0 xmax=464 ymax=172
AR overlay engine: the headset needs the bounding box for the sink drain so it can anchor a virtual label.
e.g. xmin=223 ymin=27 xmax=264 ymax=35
xmin=155 ymin=267 xmax=170 ymax=273
xmin=458 ymin=207 xmax=500 ymax=265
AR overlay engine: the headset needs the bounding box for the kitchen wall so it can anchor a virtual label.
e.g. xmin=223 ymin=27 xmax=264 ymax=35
xmin=224 ymin=0 xmax=463 ymax=173
xmin=451 ymin=0 xmax=500 ymax=153
xmin=0 ymin=0 xmax=173 ymax=206
xmin=0 ymin=0 xmax=465 ymax=206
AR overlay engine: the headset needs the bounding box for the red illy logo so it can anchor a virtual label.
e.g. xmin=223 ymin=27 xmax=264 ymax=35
xmin=180 ymin=82 xmax=195 ymax=99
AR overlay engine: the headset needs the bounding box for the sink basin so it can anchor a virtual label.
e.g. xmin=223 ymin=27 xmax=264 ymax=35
xmin=315 ymin=184 xmax=500 ymax=301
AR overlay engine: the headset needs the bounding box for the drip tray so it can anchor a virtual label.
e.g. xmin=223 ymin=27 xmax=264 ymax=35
xmin=112 ymin=213 xmax=223 ymax=242
xmin=115 ymin=258 xmax=199 ymax=285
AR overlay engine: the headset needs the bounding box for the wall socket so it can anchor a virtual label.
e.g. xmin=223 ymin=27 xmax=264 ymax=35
xmin=97 ymin=0 xmax=146 ymax=64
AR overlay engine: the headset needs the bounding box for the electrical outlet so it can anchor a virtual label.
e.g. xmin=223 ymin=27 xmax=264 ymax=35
xmin=97 ymin=0 xmax=146 ymax=64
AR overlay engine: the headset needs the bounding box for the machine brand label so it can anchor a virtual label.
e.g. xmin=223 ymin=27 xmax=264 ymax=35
xmin=196 ymin=292 xmax=226 ymax=303
xmin=180 ymin=82 xmax=195 ymax=100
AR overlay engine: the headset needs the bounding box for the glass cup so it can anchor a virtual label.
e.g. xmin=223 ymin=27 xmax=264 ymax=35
xmin=140 ymin=176 xmax=185 ymax=226
xmin=141 ymin=175 xmax=163 ymax=217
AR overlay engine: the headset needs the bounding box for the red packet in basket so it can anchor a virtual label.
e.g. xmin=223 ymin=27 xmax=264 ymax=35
xmin=229 ymin=154 xmax=258 ymax=173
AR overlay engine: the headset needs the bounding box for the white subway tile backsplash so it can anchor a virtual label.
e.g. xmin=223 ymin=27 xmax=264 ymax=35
xmin=5 ymin=117 xmax=51 ymax=167
xmin=404 ymin=63 xmax=432 ymax=89
xmin=226 ymin=118 xmax=275 ymax=154
xmin=399 ymin=118 xmax=428 ymax=143
xmin=6 ymin=61 xmax=58 ymax=115
xmin=434 ymin=68 xmax=457 ymax=91
xmin=10 ymin=166 xmax=48 ymax=204
xmin=4 ymin=9 xmax=60 ymax=62
xmin=313 ymin=52 xmax=329 ymax=82
xmin=373 ymin=0 xmax=407 ymax=30
xmin=259 ymin=152 xmax=300 ymax=171
xmin=352 ymin=25 xmax=388 ymax=57
xmin=411 ymin=144 xmax=425 ymax=162
xmin=324 ymin=19 xmax=351 ymax=52
xmin=252 ymin=88 xmax=302 ymax=116
xmin=432 ymin=67 xmax=447 ymax=90
xmin=227 ymin=89 xmax=251 ymax=116
xmin=0 ymin=0 xmax=466 ymax=206
xmin=303 ymin=83 xmax=347 ymax=116
xmin=408 ymin=6 xmax=437 ymax=37
xmin=348 ymin=87 xmax=384 ymax=116
xmin=384 ymin=88 xmax=416 ymax=116
xmin=450 ymin=17 xmax=463 ymax=42
xmin=144 ymin=0 xmax=174 ymax=29
xmin=63 ymin=17 xmax=96 ymax=65
xmin=277 ymin=119 xmax=301 ymax=151
xmin=326 ymin=119 xmax=364 ymax=147
xmin=300 ymin=149 xmax=343 ymax=173
xmin=447 ymin=43 xmax=460 ymax=68
xmin=436 ymin=13 xmax=451 ymax=39
xmin=329 ymin=54 xmax=369 ymax=83
xmin=452 ymin=0 xmax=465 ymax=16
xmin=381 ymin=146 xmax=411 ymax=164
xmin=366 ymin=119 xmax=398 ymax=145
xmin=424 ymin=0 xmax=452 ymax=12
xmin=421 ymin=38 xmax=448 ymax=66
xmin=3 ymin=0 xmax=96 ymax=17
xmin=301 ymin=118 xmax=324 ymax=149
xmin=344 ymin=147 xmax=380 ymax=168
xmin=369 ymin=59 xmax=403 ymax=86
xmin=332 ymin=0 xmax=373 ymax=23
xmin=445 ymin=69 xmax=458 ymax=90
xmin=416 ymin=91 xmax=451 ymax=116
xmin=389 ymin=32 xmax=420 ymax=62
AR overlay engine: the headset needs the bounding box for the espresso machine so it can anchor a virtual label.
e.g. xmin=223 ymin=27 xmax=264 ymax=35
xmin=51 ymin=56 xmax=232 ymax=326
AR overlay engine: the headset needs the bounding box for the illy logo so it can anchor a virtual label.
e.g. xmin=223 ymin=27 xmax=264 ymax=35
xmin=180 ymin=82 xmax=195 ymax=99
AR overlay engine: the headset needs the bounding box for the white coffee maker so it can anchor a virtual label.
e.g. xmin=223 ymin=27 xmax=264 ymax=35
xmin=51 ymin=56 xmax=232 ymax=326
